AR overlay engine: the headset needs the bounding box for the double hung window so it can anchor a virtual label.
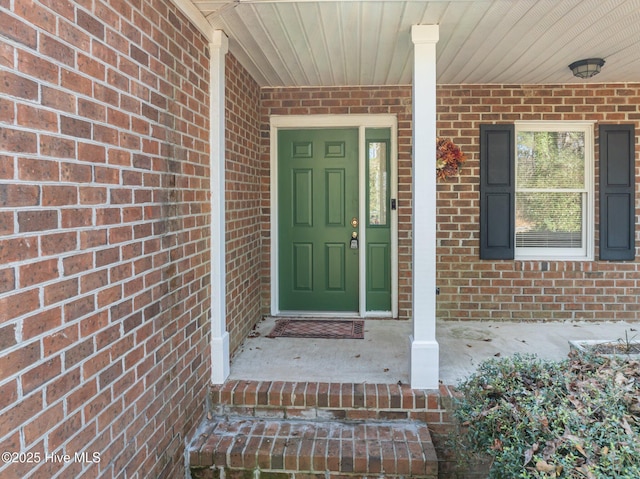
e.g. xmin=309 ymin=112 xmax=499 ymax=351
xmin=514 ymin=122 xmax=594 ymax=259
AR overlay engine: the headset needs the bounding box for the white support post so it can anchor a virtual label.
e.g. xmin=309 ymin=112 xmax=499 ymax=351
xmin=209 ymin=30 xmax=230 ymax=384
xmin=410 ymin=25 xmax=440 ymax=389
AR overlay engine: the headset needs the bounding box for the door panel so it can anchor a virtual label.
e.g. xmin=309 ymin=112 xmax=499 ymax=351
xmin=293 ymin=243 xmax=313 ymax=291
xmin=325 ymin=243 xmax=346 ymax=291
xmin=293 ymin=169 xmax=313 ymax=226
xmin=279 ymin=129 xmax=359 ymax=311
xmin=367 ymin=243 xmax=389 ymax=291
xmin=325 ymin=169 xmax=345 ymax=226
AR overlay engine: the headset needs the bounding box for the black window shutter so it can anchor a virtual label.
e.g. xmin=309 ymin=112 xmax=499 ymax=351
xmin=599 ymin=124 xmax=636 ymax=261
xmin=480 ymin=124 xmax=515 ymax=259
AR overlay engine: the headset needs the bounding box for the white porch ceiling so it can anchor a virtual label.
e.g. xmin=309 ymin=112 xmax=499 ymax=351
xmin=190 ymin=0 xmax=640 ymax=86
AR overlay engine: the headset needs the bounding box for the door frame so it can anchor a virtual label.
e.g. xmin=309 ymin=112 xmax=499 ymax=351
xmin=270 ymin=114 xmax=398 ymax=318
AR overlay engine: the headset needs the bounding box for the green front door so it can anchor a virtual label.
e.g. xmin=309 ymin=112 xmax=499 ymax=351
xmin=278 ymin=129 xmax=359 ymax=311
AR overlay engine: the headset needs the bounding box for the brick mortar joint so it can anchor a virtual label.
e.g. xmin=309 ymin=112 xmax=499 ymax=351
xmin=212 ymin=406 xmax=448 ymax=423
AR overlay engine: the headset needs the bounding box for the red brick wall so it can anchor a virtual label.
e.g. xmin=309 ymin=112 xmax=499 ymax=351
xmin=436 ymin=84 xmax=640 ymax=322
xmin=259 ymin=86 xmax=414 ymax=319
xmin=0 ymin=0 xmax=211 ymax=477
xmin=256 ymin=84 xmax=640 ymax=324
xmin=225 ymin=54 xmax=263 ymax=353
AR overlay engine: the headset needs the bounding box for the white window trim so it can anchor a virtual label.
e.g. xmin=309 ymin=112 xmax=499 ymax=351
xmin=514 ymin=121 xmax=595 ymax=261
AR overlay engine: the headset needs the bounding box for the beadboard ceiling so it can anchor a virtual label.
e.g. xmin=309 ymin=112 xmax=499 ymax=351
xmin=189 ymin=0 xmax=640 ymax=86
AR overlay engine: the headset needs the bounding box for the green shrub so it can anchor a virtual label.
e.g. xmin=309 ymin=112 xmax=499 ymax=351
xmin=453 ymin=353 xmax=640 ymax=478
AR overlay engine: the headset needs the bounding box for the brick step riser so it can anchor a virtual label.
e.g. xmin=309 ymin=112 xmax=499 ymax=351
xmin=209 ymin=381 xmax=455 ymax=424
xmin=212 ymin=404 xmax=433 ymax=422
xmin=191 ymin=467 xmax=436 ymax=479
xmin=189 ymin=417 xmax=438 ymax=479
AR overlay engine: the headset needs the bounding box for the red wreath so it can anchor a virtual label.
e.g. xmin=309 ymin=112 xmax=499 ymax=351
xmin=436 ymin=137 xmax=466 ymax=180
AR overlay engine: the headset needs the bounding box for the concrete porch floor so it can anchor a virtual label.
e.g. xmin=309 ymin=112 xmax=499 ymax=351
xmin=229 ymin=317 xmax=638 ymax=386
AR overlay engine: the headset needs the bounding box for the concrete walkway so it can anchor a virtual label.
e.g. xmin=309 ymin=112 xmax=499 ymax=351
xmin=229 ymin=317 xmax=638 ymax=386
xmin=438 ymin=320 xmax=638 ymax=384
xmin=229 ymin=317 xmax=412 ymax=384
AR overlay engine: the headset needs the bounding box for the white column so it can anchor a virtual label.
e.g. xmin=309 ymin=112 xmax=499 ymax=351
xmin=210 ymin=30 xmax=230 ymax=384
xmin=410 ymin=25 xmax=440 ymax=389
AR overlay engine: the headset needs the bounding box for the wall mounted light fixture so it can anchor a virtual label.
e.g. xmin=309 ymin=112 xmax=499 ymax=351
xmin=568 ymin=58 xmax=605 ymax=79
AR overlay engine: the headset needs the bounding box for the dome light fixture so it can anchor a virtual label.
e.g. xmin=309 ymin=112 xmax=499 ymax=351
xmin=568 ymin=58 xmax=605 ymax=79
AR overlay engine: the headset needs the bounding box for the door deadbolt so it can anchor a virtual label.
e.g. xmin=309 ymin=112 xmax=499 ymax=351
xmin=351 ymin=217 xmax=358 ymax=228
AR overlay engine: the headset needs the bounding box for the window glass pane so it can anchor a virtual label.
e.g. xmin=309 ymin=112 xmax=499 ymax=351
xmin=517 ymin=131 xmax=585 ymax=189
xmin=368 ymin=142 xmax=387 ymax=226
xmin=516 ymin=192 xmax=583 ymax=248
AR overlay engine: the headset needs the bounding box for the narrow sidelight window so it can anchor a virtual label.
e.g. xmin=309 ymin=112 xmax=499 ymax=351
xmin=368 ymin=141 xmax=388 ymax=226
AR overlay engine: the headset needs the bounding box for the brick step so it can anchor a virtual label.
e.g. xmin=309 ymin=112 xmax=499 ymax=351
xmin=209 ymin=380 xmax=451 ymax=423
xmin=189 ymin=416 xmax=438 ymax=479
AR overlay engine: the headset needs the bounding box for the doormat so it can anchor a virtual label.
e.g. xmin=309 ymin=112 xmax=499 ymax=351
xmin=266 ymin=320 xmax=364 ymax=339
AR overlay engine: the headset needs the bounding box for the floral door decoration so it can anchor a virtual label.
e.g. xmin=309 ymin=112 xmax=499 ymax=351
xmin=436 ymin=137 xmax=467 ymax=180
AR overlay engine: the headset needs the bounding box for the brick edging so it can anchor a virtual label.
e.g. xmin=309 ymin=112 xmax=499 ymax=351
xmin=210 ymin=380 xmax=458 ymax=424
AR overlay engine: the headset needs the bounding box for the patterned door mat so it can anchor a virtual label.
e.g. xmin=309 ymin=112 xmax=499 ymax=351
xmin=266 ymin=319 xmax=364 ymax=339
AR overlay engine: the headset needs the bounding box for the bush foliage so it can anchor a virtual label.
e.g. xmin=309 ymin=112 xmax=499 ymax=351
xmin=453 ymin=353 xmax=640 ymax=478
